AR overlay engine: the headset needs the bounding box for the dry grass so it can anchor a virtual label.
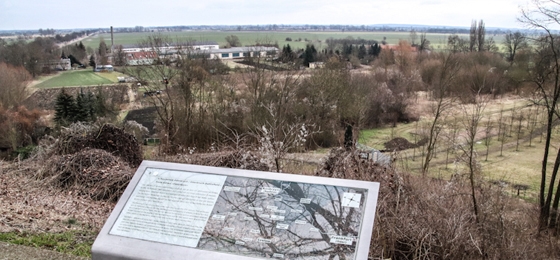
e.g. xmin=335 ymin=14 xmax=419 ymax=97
xmin=2 ymin=144 xmax=560 ymax=259
xmin=316 ymin=148 xmax=559 ymax=259
xmin=360 ymin=93 xmax=554 ymax=202
xmin=0 ymin=161 xmax=115 ymax=234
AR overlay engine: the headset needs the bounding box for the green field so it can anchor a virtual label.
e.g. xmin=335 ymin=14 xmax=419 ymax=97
xmin=84 ymin=31 xmax=497 ymax=51
xmin=35 ymin=70 xmax=124 ymax=88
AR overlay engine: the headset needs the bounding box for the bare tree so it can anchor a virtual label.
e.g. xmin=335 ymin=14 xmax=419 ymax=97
xmin=409 ymin=29 xmax=418 ymax=45
xmin=515 ymin=112 xmax=524 ymax=151
xmin=0 ymin=63 xmax=32 ymax=109
xmin=98 ymin=38 xmax=108 ymax=65
xmin=124 ymin=34 xmax=181 ymax=152
xmin=447 ymin=34 xmax=468 ymax=53
xmin=519 ymin=0 xmax=560 ymax=232
xmin=469 ymin=20 xmax=478 ymax=52
xmin=225 ymin=35 xmax=241 ymax=47
xmin=458 ymin=72 xmax=491 ymax=224
xmin=468 ymin=19 xmax=486 ymax=52
xmin=444 ymin=118 xmax=460 ymax=169
xmin=503 ymin=31 xmax=528 ymax=64
xmin=418 ymin=32 xmax=431 ymax=53
xmin=527 ymin=104 xmax=539 ymax=147
xmin=113 ymin=45 xmax=127 ymax=66
xmin=419 ymin=53 xmax=461 ymax=175
xmin=477 ymin=20 xmax=486 ymax=52
xmin=497 ymin=108 xmax=508 ymax=157
xmin=483 ymin=115 xmax=493 ymax=161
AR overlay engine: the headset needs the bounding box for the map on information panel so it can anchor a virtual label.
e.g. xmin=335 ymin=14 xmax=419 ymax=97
xmin=109 ymin=168 xmax=368 ymax=259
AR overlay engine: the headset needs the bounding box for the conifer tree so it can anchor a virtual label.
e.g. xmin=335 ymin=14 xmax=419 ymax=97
xmin=303 ymin=44 xmax=317 ymax=66
xmin=54 ymin=89 xmax=76 ymax=126
xmin=89 ymin=55 xmax=96 ymax=68
xmin=74 ymin=90 xmax=90 ymax=122
xmin=358 ymin=44 xmax=366 ymax=59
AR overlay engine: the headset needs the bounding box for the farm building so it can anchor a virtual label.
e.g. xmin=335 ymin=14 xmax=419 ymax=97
xmin=121 ymin=41 xmax=219 ymax=53
xmin=41 ymin=58 xmax=71 ymax=71
xmin=207 ymin=46 xmax=278 ymax=60
xmin=167 ymin=46 xmax=278 ymax=60
xmin=119 ymin=41 xmax=278 ymax=64
xmin=125 ymin=51 xmax=158 ymax=66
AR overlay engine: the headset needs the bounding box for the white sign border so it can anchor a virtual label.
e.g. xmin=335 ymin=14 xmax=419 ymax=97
xmin=92 ymin=160 xmax=380 ymax=260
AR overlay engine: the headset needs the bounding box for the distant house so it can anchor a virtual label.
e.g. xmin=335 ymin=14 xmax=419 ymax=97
xmin=125 ymin=51 xmax=158 ymax=66
xmin=42 ymin=58 xmax=71 ymax=71
xmin=94 ymin=65 xmax=114 ymax=72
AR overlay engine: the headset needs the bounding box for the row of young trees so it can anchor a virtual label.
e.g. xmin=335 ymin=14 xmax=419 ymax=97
xmin=406 ymin=0 xmax=560 ymax=235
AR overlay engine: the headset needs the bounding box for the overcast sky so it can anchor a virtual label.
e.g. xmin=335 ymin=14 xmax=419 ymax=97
xmin=0 ymin=0 xmax=535 ymax=31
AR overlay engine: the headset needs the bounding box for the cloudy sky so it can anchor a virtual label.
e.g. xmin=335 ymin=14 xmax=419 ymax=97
xmin=0 ymin=0 xmax=535 ymax=30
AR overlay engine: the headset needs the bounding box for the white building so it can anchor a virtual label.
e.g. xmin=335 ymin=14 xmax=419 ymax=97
xmin=120 ymin=41 xmax=278 ymax=64
xmin=42 ymin=58 xmax=71 ymax=71
xmin=120 ymin=41 xmax=219 ymax=53
xmin=207 ymin=46 xmax=278 ymax=60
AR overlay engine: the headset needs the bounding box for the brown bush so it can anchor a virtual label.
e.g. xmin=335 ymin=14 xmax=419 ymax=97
xmin=54 ymin=123 xmax=142 ymax=167
xmin=316 ymin=148 xmax=557 ymax=259
xmin=37 ymin=148 xmax=134 ymax=202
xmin=163 ymin=149 xmax=271 ymax=172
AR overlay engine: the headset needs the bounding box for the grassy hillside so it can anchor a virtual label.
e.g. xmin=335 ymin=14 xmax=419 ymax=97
xmin=34 ymin=70 xmax=124 ymax=88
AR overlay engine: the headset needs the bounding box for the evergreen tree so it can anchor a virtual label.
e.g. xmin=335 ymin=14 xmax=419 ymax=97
xmin=78 ymin=41 xmax=85 ymax=51
xmin=343 ymin=43 xmax=353 ymax=57
xmin=370 ymin=43 xmax=381 ymax=57
xmin=358 ymin=44 xmax=366 ymax=59
xmin=89 ymin=55 xmax=96 ymax=68
xmin=303 ymin=44 xmax=317 ymax=67
xmin=76 ymin=41 xmax=87 ymax=61
xmin=74 ymin=90 xmax=90 ymax=122
xmin=94 ymin=86 xmax=115 ymax=119
xmin=54 ymin=89 xmax=76 ymax=126
xmin=86 ymin=91 xmax=97 ymax=121
xmin=281 ymin=44 xmax=294 ymax=62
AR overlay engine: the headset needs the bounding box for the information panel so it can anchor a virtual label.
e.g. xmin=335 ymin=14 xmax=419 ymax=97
xmin=92 ymin=161 xmax=379 ymax=260
xmin=199 ymin=176 xmax=367 ymax=259
xmin=110 ymin=169 xmax=227 ymax=247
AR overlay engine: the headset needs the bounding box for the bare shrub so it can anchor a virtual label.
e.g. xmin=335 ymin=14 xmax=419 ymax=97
xmin=53 ymin=123 xmax=142 ymax=167
xmin=162 ymin=149 xmax=271 ymax=172
xmin=37 ymin=148 xmax=134 ymax=202
xmin=317 ymin=148 xmax=556 ymax=259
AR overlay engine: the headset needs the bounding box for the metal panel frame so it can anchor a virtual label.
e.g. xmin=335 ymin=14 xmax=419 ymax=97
xmin=92 ymin=160 xmax=379 ymax=260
